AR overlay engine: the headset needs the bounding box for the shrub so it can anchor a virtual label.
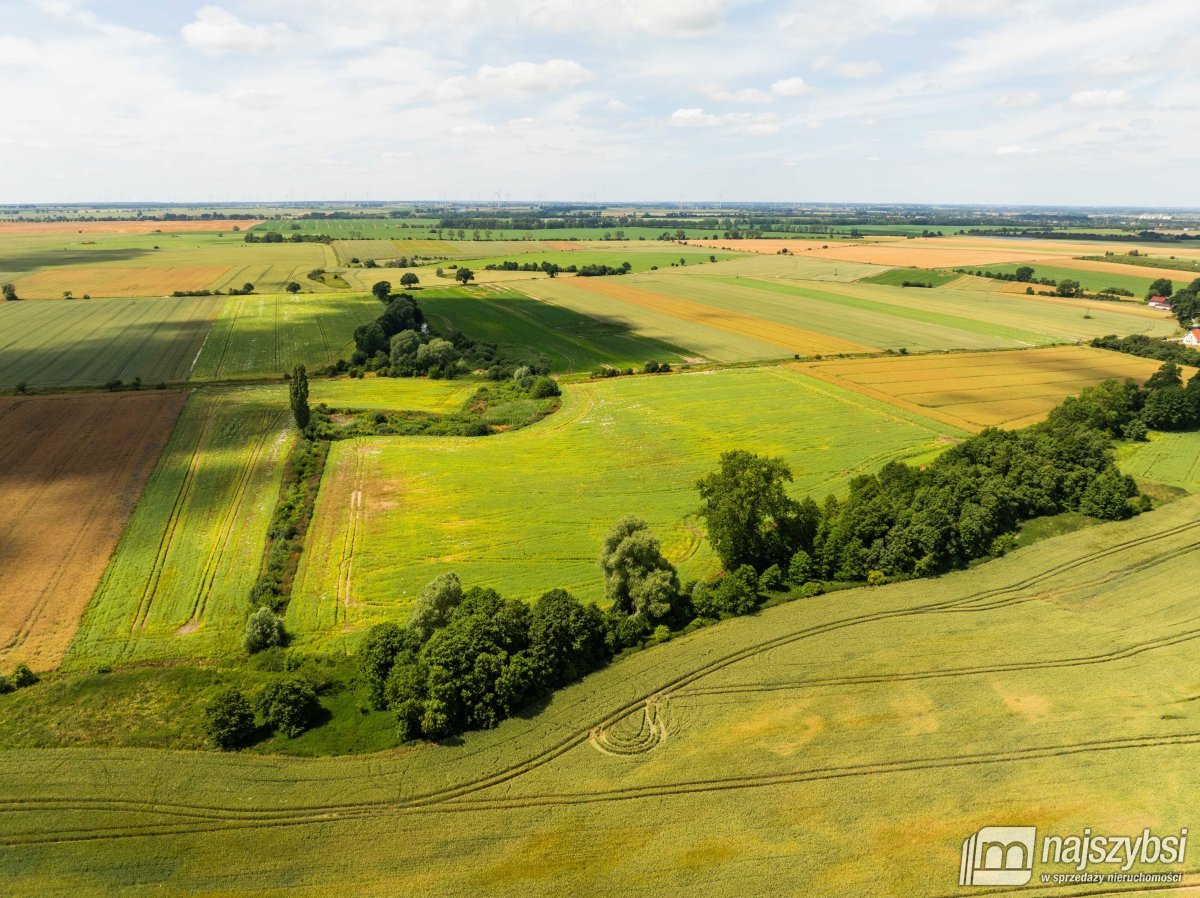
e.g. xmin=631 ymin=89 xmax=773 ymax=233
xmin=0 ymin=673 xmax=10 ymax=694
xmin=759 ymin=563 xmax=784 ymax=591
xmin=245 ymin=606 xmax=286 ymax=653
xmin=204 ymin=688 xmax=256 ymax=750
xmin=256 ymin=676 xmax=320 ymax=738
xmin=797 ymin=581 xmax=824 ymax=598
xmin=10 ymin=664 xmax=37 ymax=688
xmin=1121 ymin=417 xmax=1148 ymax=441
xmin=866 ymin=569 xmax=886 ymax=587
xmin=528 ymin=376 xmax=561 ymax=399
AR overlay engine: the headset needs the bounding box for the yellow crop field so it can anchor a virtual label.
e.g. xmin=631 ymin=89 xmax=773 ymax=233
xmin=12 ymin=266 xmax=231 ymax=298
xmin=793 ymin=345 xmax=1187 ymax=431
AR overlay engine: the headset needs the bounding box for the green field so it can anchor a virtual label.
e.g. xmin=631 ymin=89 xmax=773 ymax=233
xmin=858 ymin=266 xmax=959 ymax=287
xmin=1081 ymin=253 xmax=1200 ymax=275
xmin=288 ymin=366 xmax=959 ymax=649
xmin=420 ymin=288 xmax=692 ymax=372
xmin=190 ymin=292 xmax=381 ymax=380
xmin=0 ymin=296 xmax=218 ymax=387
xmin=975 ymin=262 xmax=1188 ymax=296
xmin=251 ymin=220 xmax=712 ymax=241
xmin=424 ymin=246 xmax=743 ymax=275
xmin=1118 ymin=431 xmax=1200 ymax=491
xmin=65 ymin=388 xmax=291 ymax=667
xmin=520 ymin=266 xmax=1179 ymax=363
xmin=5 ymin=499 xmax=1200 ymax=895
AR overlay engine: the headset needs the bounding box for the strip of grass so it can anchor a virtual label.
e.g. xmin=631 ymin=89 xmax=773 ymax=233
xmin=858 ymin=267 xmax=958 ymax=287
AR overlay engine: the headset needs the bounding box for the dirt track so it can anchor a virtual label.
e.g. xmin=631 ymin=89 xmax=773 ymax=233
xmin=0 ymin=391 xmax=186 ymax=670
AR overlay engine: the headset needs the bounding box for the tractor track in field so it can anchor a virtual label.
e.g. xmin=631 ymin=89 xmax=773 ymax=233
xmin=206 ymin=294 xmax=245 ymax=380
xmin=4 ymin=512 xmax=1199 ymax=845
xmin=334 ymin=441 xmax=367 ymax=627
xmin=180 ymin=413 xmax=282 ymax=631
xmin=128 ymin=409 xmax=217 ymax=636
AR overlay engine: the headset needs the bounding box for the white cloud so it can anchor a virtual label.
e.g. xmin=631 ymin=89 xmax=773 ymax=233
xmin=438 ymin=59 xmax=592 ymax=99
xmin=771 ymin=77 xmax=811 ymax=97
xmin=669 ymin=107 xmax=718 ymax=126
xmin=814 ymin=57 xmax=882 ymax=79
xmin=519 ymin=0 xmax=727 ymax=35
xmin=182 ymin=6 xmax=291 ymax=55
xmin=1069 ymin=88 xmax=1131 ymax=108
xmin=709 ymin=87 xmax=773 ymax=104
xmin=994 ymin=91 xmax=1041 ymax=108
xmin=996 ymin=145 xmax=1040 ymax=156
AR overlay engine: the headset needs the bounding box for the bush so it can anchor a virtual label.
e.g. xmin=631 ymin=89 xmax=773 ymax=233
xmin=0 ymin=673 xmax=10 ymax=695
xmin=245 ymin=606 xmax=286 ymax=653
xmin=10 ymin=663 xmax=37 ymax=688
xmin=989 ymin=532 xmax=1018 ymax=557
xmin=1121 ymin=417 xmax=1148 ymax=441
xmin=256 ymin=676 xmax=320 ymax=738
xmin=528 ymin=376 xmax=561 ymax=399
xmin=797 ymin=581 xmax=824 ymax=598
xmin=866 ymin=569 xmax=886 ymax=587
xmin=204 ymin=688 xmax=256 ymax=750
xmin=759 ymin=563 xmax=784 ymax=591
xmin=691 ymin=566 xmax=759 ymax=618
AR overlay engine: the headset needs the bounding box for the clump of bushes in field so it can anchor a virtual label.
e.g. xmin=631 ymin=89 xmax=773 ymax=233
xmin=0 ymin=664 xmax=38 ymax=695
xmin=346 ymin=285 xmax=547 ymax=381
xmin=243 ymin=231 xmax=332 ymax=245
xmin=203 ymin=671 xmax=325 ymax=749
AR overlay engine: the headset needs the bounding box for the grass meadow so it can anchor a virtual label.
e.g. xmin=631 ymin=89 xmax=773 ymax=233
xmin=4 ymin=499 xmax=1200 ymax=895
xmin=288 ymin=366 xmax=959 ymax=649
xmin=974 ymin=261 xmax=1188 ymax=296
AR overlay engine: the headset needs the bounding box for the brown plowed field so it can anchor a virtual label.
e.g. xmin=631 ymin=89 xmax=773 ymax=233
xmin=0 ymin=391 xmax=186 ymax=670
xmin=0 ymin=220 xmax=262 ymax=235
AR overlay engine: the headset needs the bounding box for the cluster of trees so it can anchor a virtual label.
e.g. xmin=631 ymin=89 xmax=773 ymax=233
xmin=484 ymin=260 xmax=567 ymax=275
xmin=693 ymin=383 xmax=1153 ymax=587
xmin=361 ymin=513 xmax=698 ymax=741
xmin=0 ymin=663 xmax=38 ymax=694
xmin=350 ymin=286 xmax=542 ymax=380
xmin=204 ymin=674 xmax=322 ymax=749
xmin=1092 ymin=334 xmax=1200 ymax=367
xmin=1127 ymin=362 xmax=1200 ymax=432
xmin=577 ymin=262 xmax=633 ymax=276
xmin=962 ymin=266 xmax=1082 ymax=294
xmin=900 ymin=280 xmax=935 ymax=288
xmin=2 ymin=284 xmax=18 ymax=301
xmin=1145 ymin=276 xmax=1200 ymax=327
xmin=243 ymin=231 xmax=332 ymax=244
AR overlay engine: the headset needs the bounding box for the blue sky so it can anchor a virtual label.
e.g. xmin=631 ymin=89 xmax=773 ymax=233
xmin=2 ymin=0 xmax=1199 ymax=205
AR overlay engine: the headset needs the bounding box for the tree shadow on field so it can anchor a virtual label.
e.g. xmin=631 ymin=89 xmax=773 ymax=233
xmin=0 ymin=246 xmax=156 ymax=273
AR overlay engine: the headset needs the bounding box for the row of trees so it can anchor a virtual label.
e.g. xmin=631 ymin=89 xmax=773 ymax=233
xmin=693 ymin=374 xmax=1161 ymax=584
xmin=1092 ymin=334 xmax=1200 ymax=367
xmin=0 ymin=663 xmax=38 ymax=694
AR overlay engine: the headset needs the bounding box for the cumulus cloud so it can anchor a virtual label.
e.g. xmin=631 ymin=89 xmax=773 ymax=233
xmin=182 ymin=6 xmax=291 ymax=55
xmin=668 ymin=107 xmax=780 ymax=134
xmin=993 ymin=90 xmax=1041 ymax=108
xmin=438 ymin=59 xmax=592 ymax=99
xmin=770 ymin=77 xmax=811 ymax=97
xmin=996 ymin=145 xmax=1040 ymax=156
xmin=519 ymin=0 xmax=727 ymax=34
xmin=1069 ymin=88 xmax=1131 ymax=107
xmin=708 ymin=87 xmax=773 ymax=104
xmin=814 ymin=57 xmax=882 ymax=79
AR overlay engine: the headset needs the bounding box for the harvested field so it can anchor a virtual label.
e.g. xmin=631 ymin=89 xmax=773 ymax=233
xmin=794 ymin=345 xmax=1187 ymax=431
xmin=683 ymin=237 xmax=900 ymax=254
xmin=0 ymin=296 xmax=220 ymax=388
xmin=0 ymin=220 xmax=262 ymax=235
xmin=0 ymin=392 xmax=186 ymax=670
xmin=11 ymin=265 xmax=229 ymax=299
